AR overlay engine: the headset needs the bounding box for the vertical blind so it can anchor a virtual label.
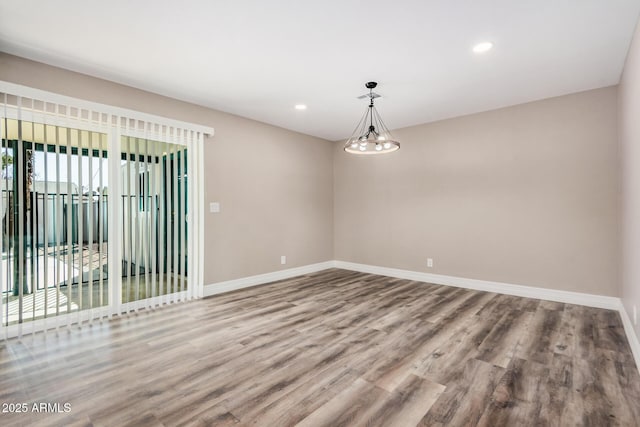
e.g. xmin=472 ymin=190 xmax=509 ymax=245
xmin=0 ymin=82 xmax=211 ymax=338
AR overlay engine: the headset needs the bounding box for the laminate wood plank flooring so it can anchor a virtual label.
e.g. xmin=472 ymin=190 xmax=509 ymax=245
xmin=0 ymin=268 xmax=639 ymax=426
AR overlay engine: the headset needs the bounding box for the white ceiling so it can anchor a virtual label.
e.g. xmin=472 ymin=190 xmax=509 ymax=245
xmin=1 ymin=0 xmax=639 ymax=141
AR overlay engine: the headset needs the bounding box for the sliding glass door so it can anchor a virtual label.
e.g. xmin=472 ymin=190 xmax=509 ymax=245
xmin=1 ymin=125 xmax=194 ymax=328
xmin=0 ymin=85 xmax=206 ymax=338
xmin=120 ymin=136 xmax=188 ymax=307
xmin=0 ymin=84 xmax=208 ymax=337
xmin=1 ymin=119 xmax=108 ymax=326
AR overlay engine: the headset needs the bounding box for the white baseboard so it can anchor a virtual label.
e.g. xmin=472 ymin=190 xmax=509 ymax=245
xmin=335 ymin=260 xmax=640 ymax=371
xmin=204 ymin=261 xmax=336 ymax=297
xmin=618 ymin=302 xmax=640 ymax=369
xmin=205 ymin=259 xmax=621 ymax=309
xmin=203 ymin=259 xmax=639 ymax=371
xmin=334 ymin=261 xmax=621 ymax=310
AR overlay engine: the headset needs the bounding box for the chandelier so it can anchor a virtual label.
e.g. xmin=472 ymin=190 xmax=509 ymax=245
xmin=344 ymin=81 xmax=400 ymax=155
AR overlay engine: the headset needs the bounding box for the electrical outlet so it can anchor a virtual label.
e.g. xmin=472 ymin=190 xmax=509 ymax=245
xmin=281 ymin=255 xmax=286 ymax=265
xmin=427 ymin=258 xmax=433 ymax=268
xmin=634 ymin=305 xmax=637 ymax=326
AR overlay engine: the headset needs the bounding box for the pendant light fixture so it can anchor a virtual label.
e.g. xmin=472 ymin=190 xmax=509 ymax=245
xmin=344 ymin=81 xmax=400 ymax=155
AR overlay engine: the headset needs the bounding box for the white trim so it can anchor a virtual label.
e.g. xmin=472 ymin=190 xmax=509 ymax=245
xmin=618 ymin=302 xmax=640 ymax=370
xmin=334 ymin=261 xmax=640 ymax=371
xmin=203 ymin=259 xmax=622 ymax=311
xmin=5 ymin=256 xmax=640 ymax=371
xmin=0 ymin=81 xmax=214 ymax=136
xmin=157 ymin=260 xmax=640 ymax=373
xmin=203 ymin=261 xmax=336 ymax=297
xmin=334 ymin=260 xmax=621 ymax=310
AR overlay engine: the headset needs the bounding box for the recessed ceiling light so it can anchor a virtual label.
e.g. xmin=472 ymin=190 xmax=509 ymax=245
xmin=294 ymin=104 xmax=307 ymax=110
xmin=472 ymin=42 xmax=493 ymax=54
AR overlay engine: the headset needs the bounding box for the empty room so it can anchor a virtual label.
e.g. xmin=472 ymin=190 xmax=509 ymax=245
xmin=1 ymin=1 xmax=640 ymax=426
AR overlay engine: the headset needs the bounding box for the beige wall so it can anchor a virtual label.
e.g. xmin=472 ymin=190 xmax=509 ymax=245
xmin=334 ymin=87 xmax=620 ymax=296
xmin=620 ymin=21 xmax=640 ymax=340
xmin=0 ymin=53 xmax=623 ymax=299
xmin=0 ymin=53 xmax=334 ymax=284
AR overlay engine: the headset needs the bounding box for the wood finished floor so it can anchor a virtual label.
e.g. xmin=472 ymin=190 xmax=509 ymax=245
xmin=1 ymin=268 xmax=639 ymax=426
